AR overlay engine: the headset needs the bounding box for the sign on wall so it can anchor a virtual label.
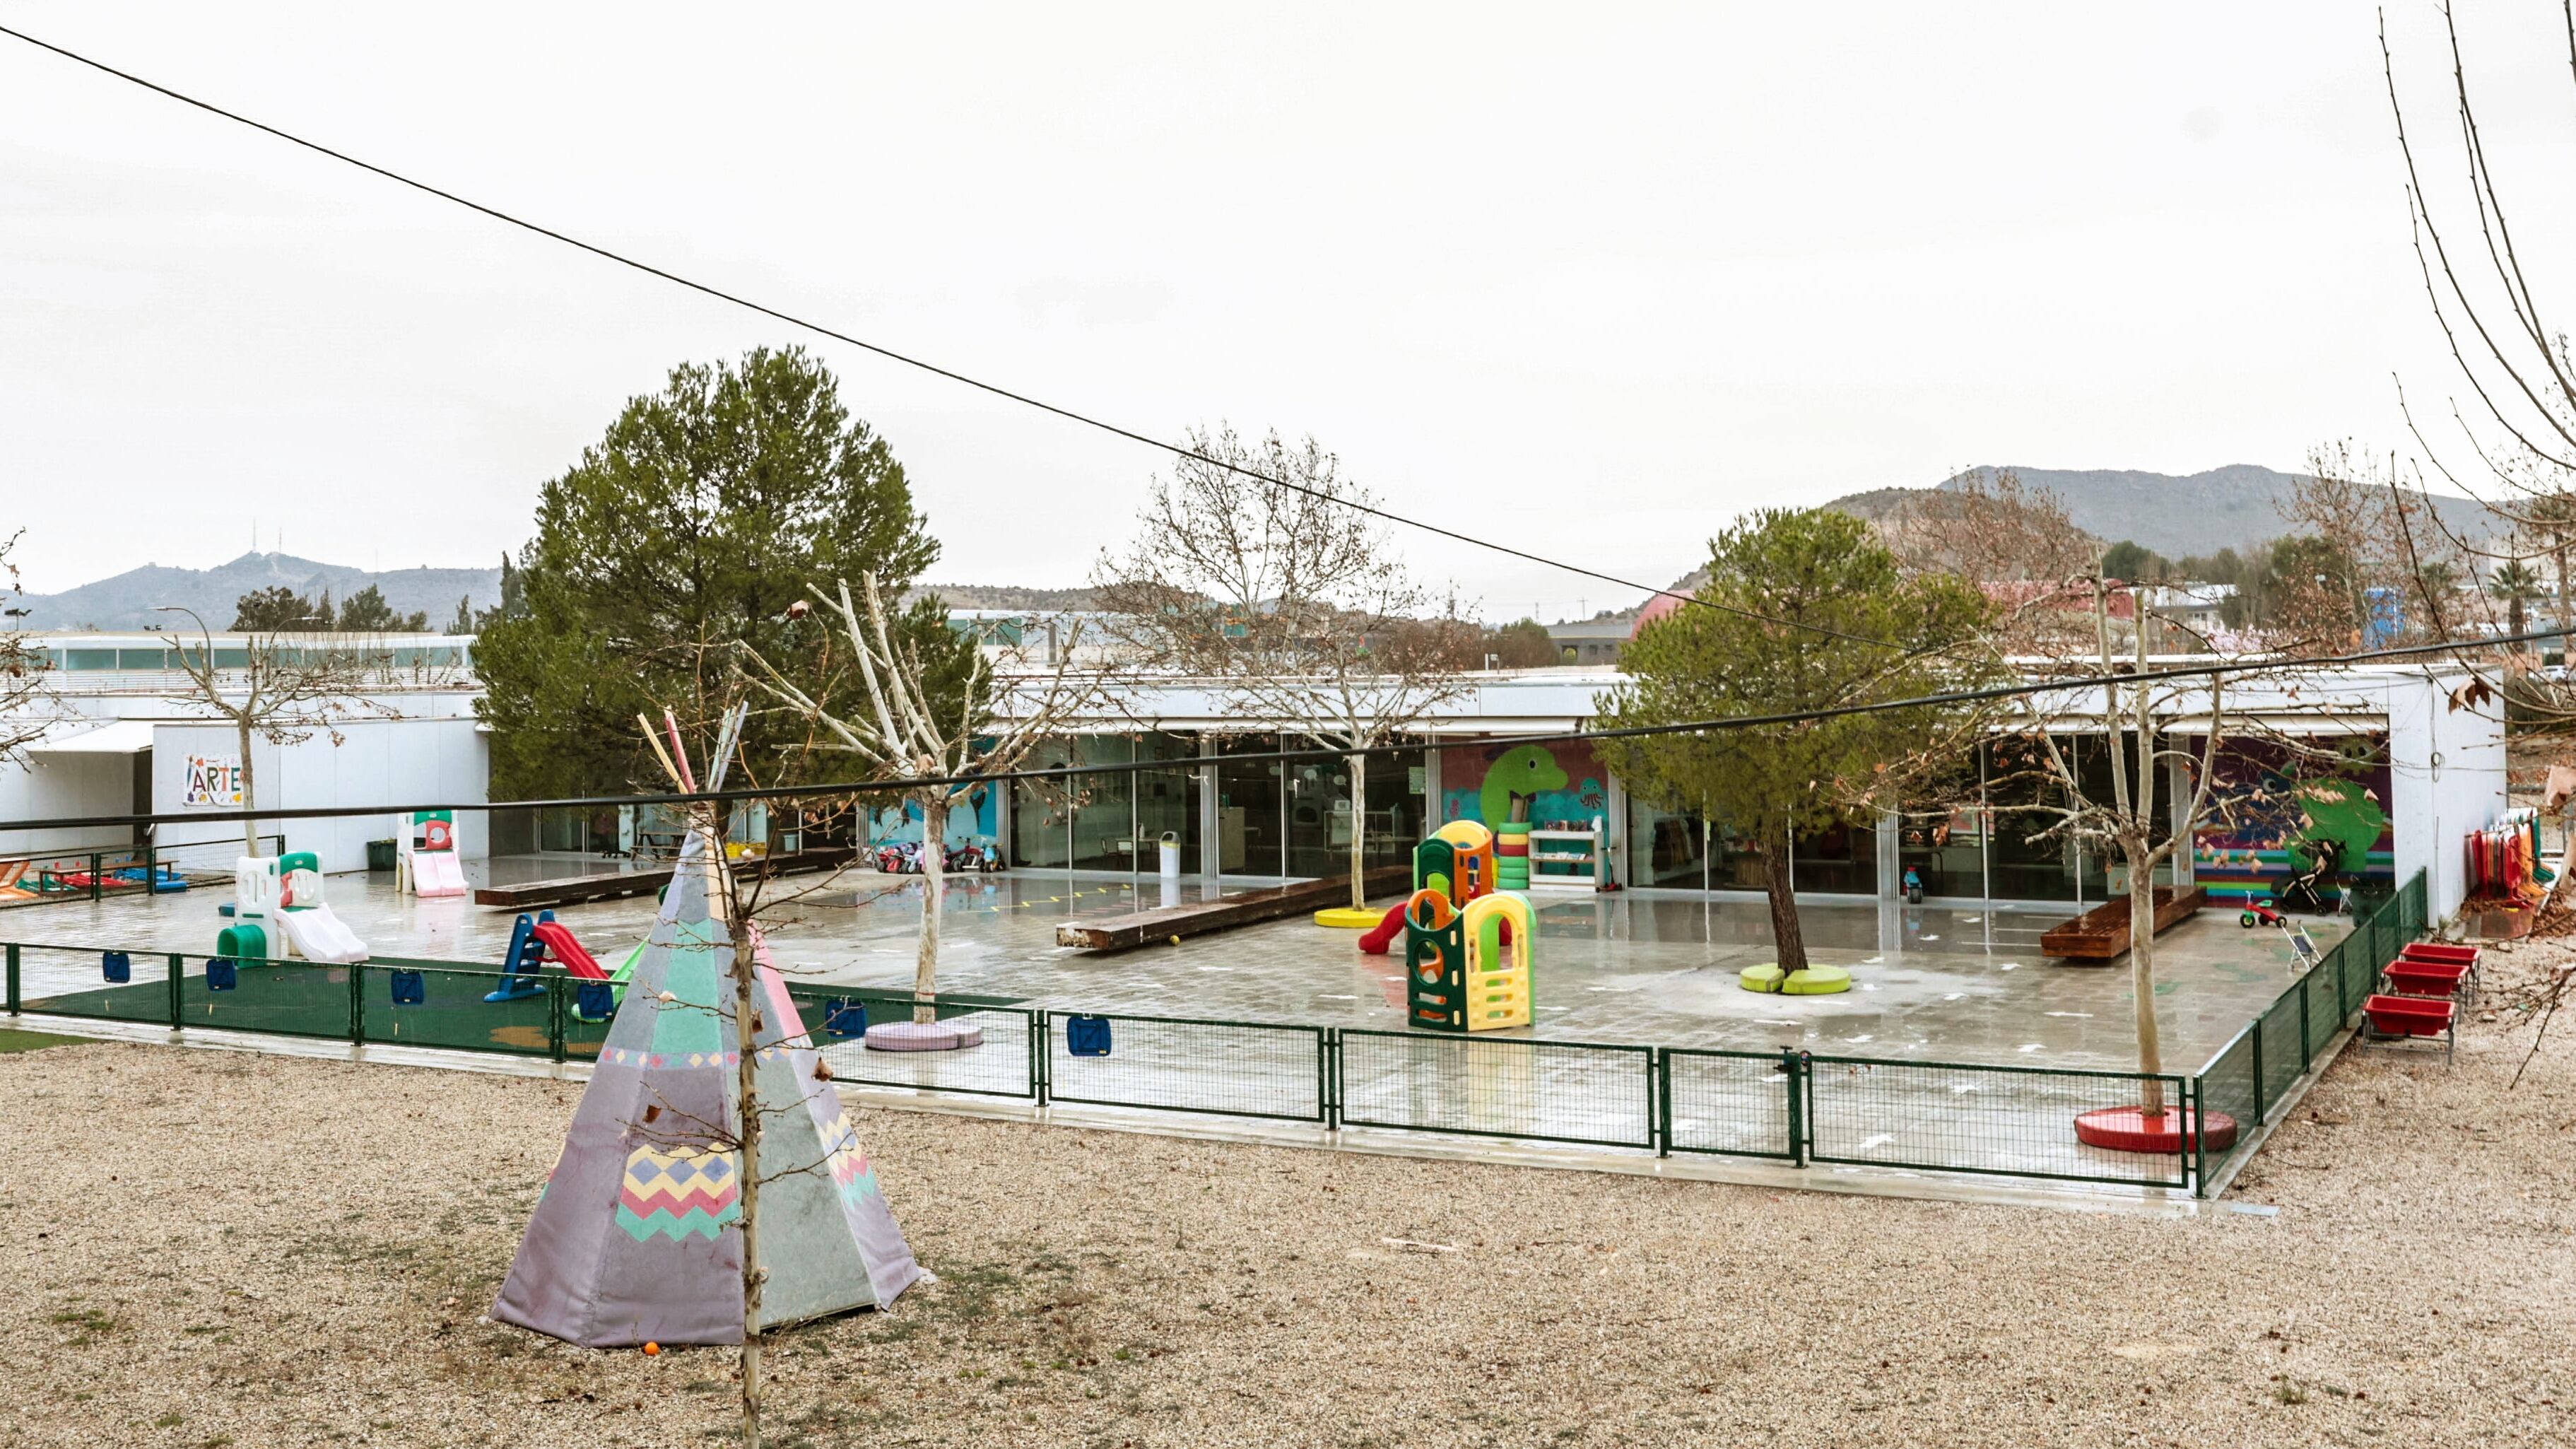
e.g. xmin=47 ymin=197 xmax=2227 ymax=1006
xmin=184 ymin=754 xmax=244 ymax=808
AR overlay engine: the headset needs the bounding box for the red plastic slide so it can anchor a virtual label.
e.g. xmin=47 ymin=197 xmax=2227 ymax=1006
xmin=1358 ymin=901 xmax=1408 ymax=956
xmin=529 ymin=920 xmax=608 ymax=980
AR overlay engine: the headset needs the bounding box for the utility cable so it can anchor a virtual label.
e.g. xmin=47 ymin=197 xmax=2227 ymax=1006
xmin=0 ymin=22 xmax=1902 ymax=652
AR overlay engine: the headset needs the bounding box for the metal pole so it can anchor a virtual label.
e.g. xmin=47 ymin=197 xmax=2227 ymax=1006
xmin=549 ymin=975 xmax=567 ymax=1063
xmin=5 ymin=942 xmax=18 ymax=1016
xmin=350 ymin=961 xmax=365 ymax=1045
xmin=166 ymin=952 xmax=183 ymax=1030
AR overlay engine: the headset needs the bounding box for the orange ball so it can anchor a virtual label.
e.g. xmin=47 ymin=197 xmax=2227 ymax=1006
xmin=642 ymin=1342 xmax=661 ymax=1356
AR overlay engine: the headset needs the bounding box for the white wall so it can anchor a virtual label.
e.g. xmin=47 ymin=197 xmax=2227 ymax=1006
xmin=0 ymin=749 xmax=136 ymax=859
xmin=2385 ymin=674 xmax=2509 ymax=921
xmin=150 ymin=717 xmax=489 ymax=874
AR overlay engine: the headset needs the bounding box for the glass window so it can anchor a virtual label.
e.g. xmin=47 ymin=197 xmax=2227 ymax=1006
xmin=1215 ymin=733 xmax=1285 ymax=879
xmin=213 ymin=649 xmax=251 ymax=669
xmin=1363 ymin=744 xmax=1426 ymax=870
xmin=1792 ymin=819 xmax=1876 ymax=895
xmin=117 ymin=649 xmax=170 ymax=669
xmin=1069 ymin=734 xmax=1136 ymax=871
xmin=1625 ymin=796 xmax=1710 ymax=888
xmin=1008 ymin=737 xmax=1074 ymax=868
xmin=1708 ymin=819 xmax=1775 ymax=891
xmin=66 ymin=648 xmax=115 ymax=670
xmin=1984 ymin=737 xmax=2081 ymax=901
xmin=1133 ymin=732 xmax=1202 ymax=873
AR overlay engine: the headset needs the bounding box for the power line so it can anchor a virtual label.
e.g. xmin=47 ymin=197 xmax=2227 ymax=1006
xmin=0 ymin=626 xmax=2517 ymax=837
xmin=0 ymin=23 xmax=1903 ymax=654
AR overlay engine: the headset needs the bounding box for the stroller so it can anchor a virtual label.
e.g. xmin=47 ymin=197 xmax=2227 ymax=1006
xmin=2272 ymin=837 xmax=2347 ymax=915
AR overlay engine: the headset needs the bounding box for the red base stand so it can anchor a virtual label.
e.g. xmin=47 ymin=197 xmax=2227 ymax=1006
xmin=2073 ymin=1105 xmax=2239 ymax=1154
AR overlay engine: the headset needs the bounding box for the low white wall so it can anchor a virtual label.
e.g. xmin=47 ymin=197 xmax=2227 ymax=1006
xmin=150 ymin=717 xmax=489 ymax=874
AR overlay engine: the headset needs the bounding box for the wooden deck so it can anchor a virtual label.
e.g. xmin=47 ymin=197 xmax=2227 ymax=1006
xmin=2039 ymin=886 xmax=2207 ymax=962
xmin=472 ymin=845 xmax=860 ymax=910
xmin=1054 ymin=864 xmax=1413 ymax=954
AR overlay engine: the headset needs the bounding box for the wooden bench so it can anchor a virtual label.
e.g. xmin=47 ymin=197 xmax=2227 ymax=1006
xmin=1055 ymin=865 xmax=1413 ymax=954
xmin=2039 ymin=886 xmax=2207 ymax=962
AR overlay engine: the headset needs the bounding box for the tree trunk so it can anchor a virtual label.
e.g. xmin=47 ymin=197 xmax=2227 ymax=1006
xmin=1347 ymin=755 xmax=1367 ymax=913
xmin=721 ymin=847 xmax=766 ymax=1449
xmin=2126 ymin=834 xmax=2166 ymax=1117
xmin=237 ymin=718 xmax=259 ymax=860
xmin=2511 ymin=593 xmax=2526 ymax=640
xmin=1758 ymin=833 xmax=1807 ymax=976
xmin=914 ymin=794 xmax=947 ymax=1026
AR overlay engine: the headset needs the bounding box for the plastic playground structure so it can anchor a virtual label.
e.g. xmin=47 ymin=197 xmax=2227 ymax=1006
xmin=484 ymin=910 xmax=641 ymax=1022
xmin=1355 ymin=820 xmax=1536 ymax=1033
xmin=396 ymin=809 xmax=469 ymax=897
xmin=216 ymin=852 xmax=370 ymax=965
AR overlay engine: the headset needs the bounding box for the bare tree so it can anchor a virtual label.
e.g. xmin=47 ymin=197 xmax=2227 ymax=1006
xmin=2376 ymin=3 xmax=2576 ymax=722
xmin=1883 ymin=468 xmax=2107 ymax=656
xmin=0 ymin=531 xmax=47 ymax=760
xmin=1092 ymin=424 xmax=1476 ymax=912
xmin=154 ymin=606 xmax=392 ymax=858
xmin=740 ymin=574 xmax=1095 ymax=1026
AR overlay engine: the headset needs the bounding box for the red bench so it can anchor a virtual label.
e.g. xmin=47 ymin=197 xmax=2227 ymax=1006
xmin=2361 ymin=992 xmax=2456 ymax=1062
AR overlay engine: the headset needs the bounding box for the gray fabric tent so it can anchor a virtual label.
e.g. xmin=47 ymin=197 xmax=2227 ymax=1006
xmin=493 ymin=830 xmax=922 ymax=1346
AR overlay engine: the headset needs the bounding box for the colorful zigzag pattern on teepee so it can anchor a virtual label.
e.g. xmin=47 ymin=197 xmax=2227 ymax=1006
xmin=823 ymin=1110 xmax=881 ymax=1212
xmin=615 ymin=1144 xmax=741 ymax=1242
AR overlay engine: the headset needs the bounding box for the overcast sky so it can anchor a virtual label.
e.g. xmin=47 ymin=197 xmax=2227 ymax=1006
xmin=6 ymin=3 xmax=2575 ymax=616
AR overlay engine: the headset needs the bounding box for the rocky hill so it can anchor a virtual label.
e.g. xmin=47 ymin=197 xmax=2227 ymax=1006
xmin=1828 ymin=464 xmax=2503 ymax=560
xmin=10 ymin=553 xmax=503 ymax=632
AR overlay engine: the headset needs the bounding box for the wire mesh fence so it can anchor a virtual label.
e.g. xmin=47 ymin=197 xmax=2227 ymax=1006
xmin=1662 ymin=1048 xmax=1797 ymax=1159
xmin=782 ymin=986 xmax=1038 ymax=1099
xmin=1806 ymin=1056 xmax=2192 ymax=1188
xmin=14 ymin=941 xmax=174 ymax=1026
xmin=1339 ymin=1031 xmax=1654 ymax=1149
xmin=2 ymin=866 xmax=2433 ymax=1194
xmin=357 ymin=963 xmax=558 ymax=1057
xmin=1045 ymin=1013 xmax=1327 ymax=1122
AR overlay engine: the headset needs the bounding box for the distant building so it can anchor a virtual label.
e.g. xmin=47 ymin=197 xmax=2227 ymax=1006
xmin=1544 ymin=616 xmax=1637 ymax=666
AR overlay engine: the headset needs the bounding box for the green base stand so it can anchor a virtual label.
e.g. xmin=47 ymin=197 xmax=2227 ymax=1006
xmin=1739 ymin=963 xmax=1852 ymax=995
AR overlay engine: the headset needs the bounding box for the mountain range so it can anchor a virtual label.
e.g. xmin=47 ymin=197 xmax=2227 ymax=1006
xmin=1825 ymin=464 xmax=2503 ymax=561
xmin=5 ymin=552 xmax=1103 ymax=632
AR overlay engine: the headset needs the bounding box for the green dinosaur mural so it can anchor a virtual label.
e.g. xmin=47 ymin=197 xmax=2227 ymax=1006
xmin=1480 ymin=744 xmax=1569 ymax=824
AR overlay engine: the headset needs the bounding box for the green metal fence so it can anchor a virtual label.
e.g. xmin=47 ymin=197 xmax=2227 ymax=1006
xmin=1 ymin=866 xmax=2433 ymax=1195
xmin=2190 ymin=869 xmax=2428 ymax=1189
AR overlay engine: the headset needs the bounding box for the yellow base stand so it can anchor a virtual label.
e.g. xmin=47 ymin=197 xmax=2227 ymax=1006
xmin=1738 ymin=963 xmax=1853 ymax=995
xmin=1314 ymin=907 xmax=1383 ymax=929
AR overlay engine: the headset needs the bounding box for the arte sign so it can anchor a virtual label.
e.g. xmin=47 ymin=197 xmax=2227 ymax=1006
xmin=184 ymin=754 xmax=244 ymax=808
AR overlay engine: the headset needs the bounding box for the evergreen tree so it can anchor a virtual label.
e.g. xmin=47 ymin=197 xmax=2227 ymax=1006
xmin=475 ymin=347 xmax=939 ymax=798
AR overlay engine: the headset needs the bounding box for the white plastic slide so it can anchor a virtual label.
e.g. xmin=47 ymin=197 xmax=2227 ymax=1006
xmin=276 ymin=904 xmax=370 ymax=964
xmin=413 ymin=852 xmax=468 ymax=897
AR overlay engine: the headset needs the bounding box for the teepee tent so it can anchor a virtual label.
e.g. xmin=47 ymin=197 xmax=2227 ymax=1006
xmin=493 ymin=826 xmax=922 ymax=1347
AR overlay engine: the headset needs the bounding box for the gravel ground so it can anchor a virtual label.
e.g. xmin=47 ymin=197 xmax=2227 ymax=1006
xmin=2 ymin=945 xmax=2572 ymax=1449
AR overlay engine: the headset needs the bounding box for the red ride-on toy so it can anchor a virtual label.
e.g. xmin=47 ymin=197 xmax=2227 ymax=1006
xmin=2237 ymin=898 xmax=2284 ymax=928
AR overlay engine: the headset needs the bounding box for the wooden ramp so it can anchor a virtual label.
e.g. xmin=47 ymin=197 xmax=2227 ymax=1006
xmin=2040 ymin=885 xmax=2206 ymax=962
xmin=1055 ymin=865 xmax=1412 ymax=954
xmin=474 ymin=846 xmax=859 ymax=910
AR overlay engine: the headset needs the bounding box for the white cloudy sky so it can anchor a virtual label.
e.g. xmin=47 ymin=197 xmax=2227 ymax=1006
xmin=5 ymin=2 xmax=2575 ymax=616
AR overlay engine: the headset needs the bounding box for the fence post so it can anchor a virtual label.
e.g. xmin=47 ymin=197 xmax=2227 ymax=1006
xmin=1317 ymin=1027 xmax=1334 ymax=1130
xmin=2250 ymin=1016 xmax=2266 ymax=1125
xmin=166 ymin=952 xmax=183 ymax=1030
xmin=1783 ymin=1048 xmax=1809 ymax=1167
xmin=548 ymin=975 xmax=567 ymax=1064
xmin=2298 ymin=968 xmax=2313 ymax=1072
xmin=1654 ymin=1049 xmax=1671 ymax=1158
xmin=2189 ymin=1075 xmax=2209 ymax=1197
xmin=1034 ymin=1010 xmax=1051 ymax=1107
xmin=1325 ymin=1028 xmax=1341 ymax=1130
xmin=6 ymin=943 xmax=18 ymax=1016
xmin=349 ymin=962 xmax=365 ymax=1045
xmin=90 ymin=852 xmax=102 ymax=903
